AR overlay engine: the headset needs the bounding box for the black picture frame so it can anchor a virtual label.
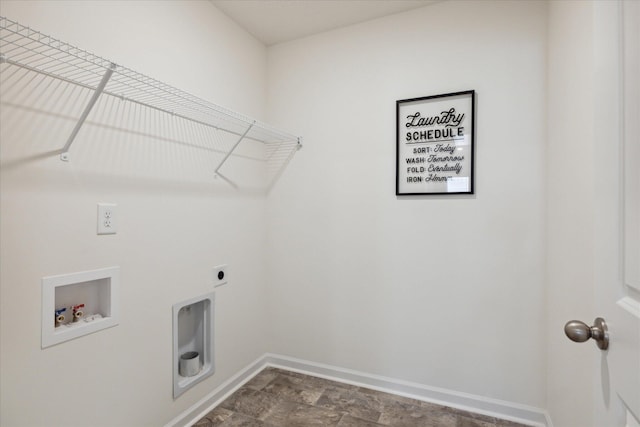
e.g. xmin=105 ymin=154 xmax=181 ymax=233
xmin=396 ymin=90 xmax=475 ymax=195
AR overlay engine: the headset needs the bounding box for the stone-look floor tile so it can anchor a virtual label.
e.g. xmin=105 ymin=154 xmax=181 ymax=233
xmin=377 ymin=399 xmax=459 ymax=427
xmin=417 ymin=399 xmax=454 ymax=412
xmin=272 ymin=368 xmax=313 ymax=380
xmin=358 ymin=386 xmax=456 ymax=421
xmin=219 ymin=412 xmax=274 ymax=427
xmin=337 ymin=414 xmax=385 ymax=427
xmin=196 ymin=368 xmax=531 ymax=427
xmin=442 ymin=406 xmax=500 ymax=424
xmin=455 ymin=414 xmax=498 ymax=427
xmin=243 ymin=369 xmax=280 ymax=391
xmin=358 ymin=387 xmax=428 ymax=409
xmin=262 ymin=373 xmax=325 ymax=405
xmin=443 ymin=406 xmax=528 ymax=427
xmin=272 ymin=369 xmax=345 ymax=392
xmin=193 ymin=407 xmax=234 ymax=427
xmin=264 ymin=400 xmax=343 ymax=426
xmin=316 ymin=385 xmax=383 ymax=423
xmin=281 ymin=370 xmax=347 ymax=391
xmin=219 ymin=388 xmax=281 ymax=421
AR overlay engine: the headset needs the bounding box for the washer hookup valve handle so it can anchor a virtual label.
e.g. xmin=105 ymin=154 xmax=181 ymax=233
xmin=55 ymin=308 xmax=67 ymax=326
xmin=71 ymin=304 xmax=85 ymax=322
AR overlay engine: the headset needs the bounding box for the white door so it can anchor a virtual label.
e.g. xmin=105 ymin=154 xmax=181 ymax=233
xmin=592 ymin=1 xmax=640 ymax=426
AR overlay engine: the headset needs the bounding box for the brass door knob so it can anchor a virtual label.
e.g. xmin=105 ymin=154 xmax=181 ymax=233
xmin=564 ymin=317 xmax=609 ymax=350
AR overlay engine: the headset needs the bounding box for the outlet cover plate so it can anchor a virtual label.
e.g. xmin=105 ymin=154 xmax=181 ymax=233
xmin=213 ymin=265 xmax=228 ymax=287
xmin=97 ymin=203 xmax=117 ymax=235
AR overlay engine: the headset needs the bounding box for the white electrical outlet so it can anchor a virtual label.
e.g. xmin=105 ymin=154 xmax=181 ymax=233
xmin=213 ymin=265 xmax=228 ymax=287
xmin=97 ymin=203 xmax=117 ymax=235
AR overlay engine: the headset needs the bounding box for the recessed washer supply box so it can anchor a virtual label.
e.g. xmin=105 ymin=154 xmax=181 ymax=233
xmin=41 ymin=266 xmax=119 ymax=348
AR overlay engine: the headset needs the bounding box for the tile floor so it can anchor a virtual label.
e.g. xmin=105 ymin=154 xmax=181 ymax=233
xmin=193 ymin=367 xmax=529 ymax=427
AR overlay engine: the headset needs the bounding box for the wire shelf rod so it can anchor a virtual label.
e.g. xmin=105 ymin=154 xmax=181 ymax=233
xmin=1 ymin=18 xmax=234 ymax=119
xmin=2 ymin=56 xmax=100 ymax=93
xmin=2 ymin=37 xmax=106 ymax=75
xmin=214 ymin=121 xmax=256 ymax=184
xmin=60 ymin=62 xmax=115 ymax=160
xmin=2 ymin=57 xmax=296 ymax=145
xmin=1 ymin=15 xmax=302 ymax=191
xmin=3 ymin=55 xmax=296 ymax=147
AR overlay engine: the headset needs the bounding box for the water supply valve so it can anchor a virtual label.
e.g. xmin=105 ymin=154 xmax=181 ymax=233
xmin=55 ymin=308 xmax=67 ymax=326
xmin=71 ymin=304 xmax=85 ymax=322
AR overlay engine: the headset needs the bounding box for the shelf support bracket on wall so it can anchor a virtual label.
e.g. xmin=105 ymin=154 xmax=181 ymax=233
xmin=213 ymin=121 xmax=255 ymax=188
xmin=60 ymin=62 xmax=116 ymax=161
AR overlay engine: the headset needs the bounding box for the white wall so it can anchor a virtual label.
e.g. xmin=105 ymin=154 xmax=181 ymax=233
xmin=0 ymin=1 xmax=611 ymax=425
xmin=0 ymin=2 xmax=270 ymax=426
xmin=266 ymin=0 xmax=547 ymax=409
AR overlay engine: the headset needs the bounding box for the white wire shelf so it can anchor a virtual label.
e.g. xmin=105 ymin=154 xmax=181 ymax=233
xmin=0 ymin=16 xmax=301 ymax=191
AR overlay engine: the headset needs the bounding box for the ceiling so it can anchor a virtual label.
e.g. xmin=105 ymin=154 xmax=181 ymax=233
xmin=210 ymin=0 xmax=437 ymax=46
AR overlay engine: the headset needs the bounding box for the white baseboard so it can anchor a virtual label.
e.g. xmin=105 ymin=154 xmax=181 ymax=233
xmin=166 ymin=353 xmax=553 ymax=427
xmin=164 ymin=354 xmax=267 ymax=427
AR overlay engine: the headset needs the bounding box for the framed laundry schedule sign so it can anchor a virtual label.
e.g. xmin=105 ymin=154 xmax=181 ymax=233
xmin=396 ymin=90 xmax=475 ymax=195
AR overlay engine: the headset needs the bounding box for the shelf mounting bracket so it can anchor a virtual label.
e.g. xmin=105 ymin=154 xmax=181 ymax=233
xmin=213 ymin=121 xmax=255 ymax=188
xmin=60 ymin=62 xmax=116 ymax=161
